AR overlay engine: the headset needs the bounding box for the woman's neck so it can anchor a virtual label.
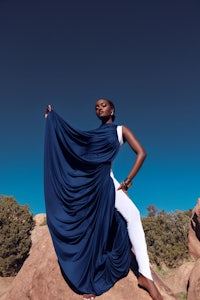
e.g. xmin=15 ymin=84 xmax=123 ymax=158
xmin=101 ymin=117 xmax=113 ymax=125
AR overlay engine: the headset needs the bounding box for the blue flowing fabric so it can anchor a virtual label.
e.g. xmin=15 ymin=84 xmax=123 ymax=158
xmin=44 ymin=111 xmax=131 ymax=296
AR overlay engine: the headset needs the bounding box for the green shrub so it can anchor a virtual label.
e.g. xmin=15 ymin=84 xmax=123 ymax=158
xmin=176 ymin=292 xmax=187 ymax=300
xmin=142 ymin=206 xmax=192 ymax=268
xmin=0 ymin=195 xmax=35 ymax=276
xmin=39 ymin=217 xmax=47 ymax=226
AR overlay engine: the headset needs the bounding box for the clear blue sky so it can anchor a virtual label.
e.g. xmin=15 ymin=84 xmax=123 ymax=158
xmin=0 ymin=0 xmax=199 ymax=216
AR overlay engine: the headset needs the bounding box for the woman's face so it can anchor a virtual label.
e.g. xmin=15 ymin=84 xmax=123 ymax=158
xmin=95 ymin=99 xmax=114 ymax=122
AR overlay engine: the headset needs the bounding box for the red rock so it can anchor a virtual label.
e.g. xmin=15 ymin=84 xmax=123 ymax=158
xmin=188 ymin=198 xmax=200 ymax=259
xmin=164 ymin=262 xmax=195 ymax=295
xmin=187 ymin=258 xmax=200 ymax=300
xmin=6 ymin=224 xmax=177 ymax=300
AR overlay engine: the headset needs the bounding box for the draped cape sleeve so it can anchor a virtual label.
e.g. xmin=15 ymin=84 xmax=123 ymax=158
xmin=44 ymin=111 xmax=131 ymax=296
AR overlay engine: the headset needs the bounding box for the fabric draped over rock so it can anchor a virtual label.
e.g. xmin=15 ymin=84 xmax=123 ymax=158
xmin=44 ymin=111 xmax=131 ymax=296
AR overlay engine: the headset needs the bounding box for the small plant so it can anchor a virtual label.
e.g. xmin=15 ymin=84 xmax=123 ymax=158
xmin=39 ymin=217 xmax=47 ymax=226
xmin=142 ymin=206 xmax=192 ymax=268
xmin=176 ymin=291 xmax=187 ymax=300
xmin=0 ymin=195 xmax=35 ymax=276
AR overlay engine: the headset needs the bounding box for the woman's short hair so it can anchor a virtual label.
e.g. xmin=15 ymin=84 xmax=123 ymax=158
xmin=104 ymin=99 xmax=116 ymax=121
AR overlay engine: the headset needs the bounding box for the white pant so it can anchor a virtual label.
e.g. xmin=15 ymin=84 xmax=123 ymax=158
xmin=112 ymin=174 xmax=153 ymax=280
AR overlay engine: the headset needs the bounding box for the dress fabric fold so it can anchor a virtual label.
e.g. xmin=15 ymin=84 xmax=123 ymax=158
xmin=44 ymin=111 xmax=131 ymax=296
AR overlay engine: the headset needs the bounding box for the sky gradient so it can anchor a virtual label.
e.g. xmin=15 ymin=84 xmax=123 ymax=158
xmin=0 ymin=0 xmax=200 ymax=216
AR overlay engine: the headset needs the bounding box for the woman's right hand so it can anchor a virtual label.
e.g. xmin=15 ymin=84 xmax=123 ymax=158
xmin=45 ymin=104 xmax=52 ymax=118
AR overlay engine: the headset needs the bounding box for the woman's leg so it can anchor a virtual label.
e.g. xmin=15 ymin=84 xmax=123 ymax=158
xmin=113 ymin=177 xmax=163 ymax=300
xmin=113 ymin=177 xmax=152 ymax=280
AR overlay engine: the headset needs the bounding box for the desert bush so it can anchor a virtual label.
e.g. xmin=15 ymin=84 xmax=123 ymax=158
xmin=0 ymin=195 xmax=35 ymax=276
xmin=39 ymin=217 xmax=47 ymax=226
xmin=142 ymin=206 xmax=192 ymax=268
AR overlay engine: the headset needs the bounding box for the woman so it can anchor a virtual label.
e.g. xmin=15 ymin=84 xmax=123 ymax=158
xmin=44 ymin=99 xmax=163 ymax=300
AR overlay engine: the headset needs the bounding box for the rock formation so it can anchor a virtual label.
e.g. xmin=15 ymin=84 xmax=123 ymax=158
xmin=5 ymin=222 xmax=177 ymax=300
xmin=0 ymin=277 xmax=14 ymax=300
xmin=187 ymin=198 xmax=200 ymax=300
xmin=188 ymin=198 xmax=200 ymax=259
xmin=4 ymin=197 xmax=200 ymax=300
xmin=164 ymin=262 xmax=195 ymax=296
xmin=187 ymin=258 xmax=200 ymax=300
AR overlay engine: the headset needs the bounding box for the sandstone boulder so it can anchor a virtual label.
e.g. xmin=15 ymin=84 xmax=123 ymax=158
xmin=6 ymin=224 xmax=177 ymax=300
xmin=187 ymin=258 xmax=200 ymax=300
xmin=188 ymin=198 xmax=200 ymax=259
xmin=0 ymin=277 xmax=14 ymax=300
xmin=164 ymin=262 xmax=195 ymax=295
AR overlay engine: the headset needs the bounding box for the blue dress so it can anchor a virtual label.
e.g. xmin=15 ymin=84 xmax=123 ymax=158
xmin=44 ymin=111 xmax=131 ymax=296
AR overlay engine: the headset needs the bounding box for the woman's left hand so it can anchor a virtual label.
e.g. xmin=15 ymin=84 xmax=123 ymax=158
xmin=117 ymin=178 xmax=132 ymax=192
xmin=45 ymin=104 xmax=52 ymax=118
xmin=117 ymin=183 xmax=127 ymax=192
